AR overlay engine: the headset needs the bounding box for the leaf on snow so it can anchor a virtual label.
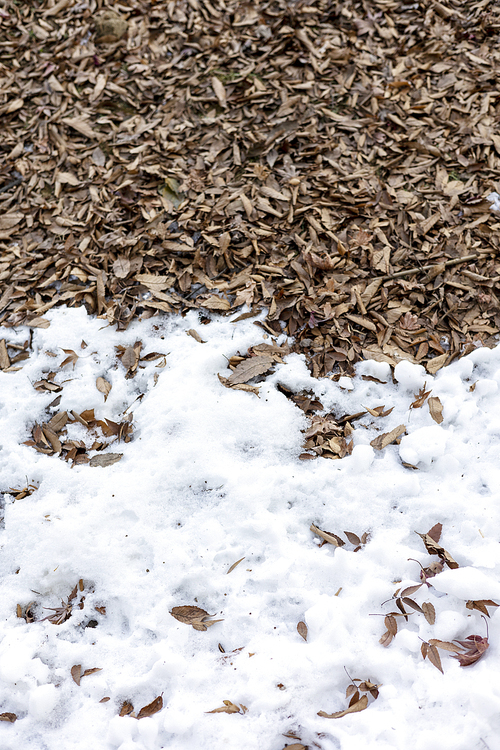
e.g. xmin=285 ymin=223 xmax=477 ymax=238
xmin=96 ymin=376 xmax=112 ymax=401
xmin=60 ymin=349 xmax=79 ymax=368
xmin=421 ymin=642 xmax=443 ymax=673
xmin=415 ymin=530 xmax=458 ymax=568
xmin=170 ymin=605 xmax=223 ymax=630
xmin=89 ymin=453 xmax=123 ymax=467
xmin=466 ymin=599 xmax=499 ymax=617
xmin=226 ymin=557 xmax=245 ymax=574
xmin=370 ymin=424 xmax=406 ymax=450
xmin=186 ymin=329 xmax=206 ymax=343
xmin=427 ymin=523 xmax=442 ymax=543
xmin=422 ymin=602 xmax=436 ymax=624
xmin=297 ymin=621 xmax=308 ymax=641
xmin=71 ymin=664 xmax=82 ymax=685
xmin=451 ymin=635 xmax=489 ymax=667
xmin=227 ymin=355 xmax=276 ymax=385
xmin=318 ymin=694 xmax=368 ymax=718
xmin=119 ymin=701 xmax=134 ymax=717
xmin=310 ymin=523 xmax=345 ymax=547
xmin=207 ymin=700 xmax=247 ymax=714
xmin=428 ymin=396 xmax=443 ymax=424
xmin=0 ymin=713 xmax=17 ymax=723
xmin=137 ymin=695 xmax=163 ymax=719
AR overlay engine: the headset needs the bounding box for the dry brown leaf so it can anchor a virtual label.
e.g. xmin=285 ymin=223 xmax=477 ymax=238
xmin=297 ymin=621 xmax=308 ymax=641
xmin=71 ymin=664 xmax=82 ymax=685
xmin=422 ymin=602 xmax=436 ymax=624
xmin=119 ymin=701 xmax=134 ymax=717
xmin=370 ymin=424 xmax=406 ymax=450
xmin=415 ymin=530 xmax=459 ymax=569
xmin=466 ymin=599 xmax=499 ymax=617
xmin=318 ymin=694 xmax=368 ymax=718
xmin=227 ymin=355 xmax=275 ymax=385
xmin=170 ymin=605 xmax=223 ymax=630
xmin=96 ymin=377 xmax=112 ymax=402
xmin=0 ymin=340 xmax=11 ymax=370
xmin=428 ymin=396 xmax=444 ymax=424
xmin=226 ymin=557 xmax=245 ymax=574
xmin=137 ymin=695 xmax=163 ymax=719
xmin=113 ymin=257 xmax=131 ymax=279
xmin=207 ymin=700 xmax=247 ymax=714
xmin=212 ymin=76 xmax=227 ymax=107
xmin=0 ymin=713 xmax=17 ymax=723
xmin=186 ymin=329 xmax=206 ymax=344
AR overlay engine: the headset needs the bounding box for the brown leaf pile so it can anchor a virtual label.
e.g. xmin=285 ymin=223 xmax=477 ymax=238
xmin=1 ymin=0 xmax=500 ymax=377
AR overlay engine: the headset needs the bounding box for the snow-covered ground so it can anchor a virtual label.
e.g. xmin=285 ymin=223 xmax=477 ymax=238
xmin=0 ymin=306 xmax=499 ymax=750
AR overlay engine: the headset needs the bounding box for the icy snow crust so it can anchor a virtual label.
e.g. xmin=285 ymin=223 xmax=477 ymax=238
xmin=0 ymin=307 xmax=499 ymax=750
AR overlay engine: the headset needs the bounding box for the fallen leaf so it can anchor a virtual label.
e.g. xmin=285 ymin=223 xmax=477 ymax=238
xmin=344 ymin=531 xmax=361 ymax=546
xmin=96 ymin=377 xmax=112 ymax=401
xmin=89 ymin=453 xmax=123 ymax=467
xmin=466 ymin=599 xmax=499 ymax=617
xmin=113 ymin=257 xmax=131 ymax=279
xmin=212 ymin=76 xmax=227 ymax=107
xmin=82 ymin=667 xmax=102 ymax=678
xmin=370 ymin=424 xmax=406 ymax=450
xmin=207 ymin=700 xmax=247 ymax=714
xmin=226 ymin=557 xmax=245 ymax=574
xmin=318 ymin=694 xmax=368 ymax=718
xmin=186 ymin=329 xmax=206 ymax=343
xmin=297 ymin=621 xmax=308 ymax=641
xmin=422 ymin=602 xmax=436 ymax=624
xmin=451 ymin=635 xmax=489 ymax=667
xmin=170 ymin=605 xmax=223 ymax=630
xmin=227 ymin=355 xmax=275 ymax=385
xmin=0 ymin=713 xmax=17 ymax=723
xmin=428 ymin=396 xmax=443 ymax=424
xmin=427 ymin=523 xmax=442 ymax=543
xmin=137 ymin=695 xmax=163 ymax=719
xmin=411 ymin=384 xmax=431 ymax=409
xmin=119 ymin=701 xmax=134 ymax=717
xmin=0 ymin=340 xmax=10 ymax=370
xmin=415 ymin=530 xmax=459 ymax=569
xmin=71 ymin=664 xmax=82 ymax=685
xmin=310 ymin=523 xmax=345 ymax=547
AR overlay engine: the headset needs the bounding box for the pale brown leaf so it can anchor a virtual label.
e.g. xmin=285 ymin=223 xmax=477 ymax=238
xmin=0 ymin=713 xmax=17 ymax=723
xmin=370 ymin=424 xmax=406 ymax=450
xmin=310 ymin=523 xmax=345 ymax=547
xmin=428 ymin=644 xmax=444 ymax=673
xmin=89 ymin=453 xmax=123 ymax=467
xmin=113 ymin=257 xmax=131 ymax=279
xmin=186 ymin=329 xmax=206 ymax=343
xmin=227 ymin=355 xmax=275 ymax=385
xmin=318 ymin=694 xmax=368 ymax=718
xmin=71 ymin=664 xmax=82 ymax=685
xmin=207 ymin=699 xmax=247 ymax=714
xmin=96 ymin=377 xmax=112 ymax=401
xmin=0 ymin=340 xmax=10 ymax=370
xmin=226 ymin=557 xmax=245 ymax=574
xmin=428 ymin=396 xmax=443 ymax=424
xmin=297 ymin=621 xmax=308 ymax=641
xmin=212 ymin=76 xmax=227 ymax=107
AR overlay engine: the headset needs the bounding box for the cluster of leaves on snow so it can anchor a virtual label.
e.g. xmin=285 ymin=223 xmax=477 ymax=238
xmin=19 ymin=339 xmax=165 ymax=467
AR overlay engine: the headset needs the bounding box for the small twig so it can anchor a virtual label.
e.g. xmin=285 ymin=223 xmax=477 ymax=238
xmin=377 ymin=253 xmax=489 ymax=282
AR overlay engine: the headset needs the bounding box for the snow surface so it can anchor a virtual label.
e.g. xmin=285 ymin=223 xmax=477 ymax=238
xmin=0 ymin=306 xmax=499 ymax=750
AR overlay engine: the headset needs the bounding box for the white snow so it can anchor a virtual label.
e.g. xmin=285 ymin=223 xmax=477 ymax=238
xmin=0 ymin=306 xmax=499 ymax=750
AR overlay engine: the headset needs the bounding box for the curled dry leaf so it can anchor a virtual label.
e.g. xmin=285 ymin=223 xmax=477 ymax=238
xmin=96 ymin=377 xmax=112 ymax=402
xmin=318 ymin=694 xmax=368 ymax=719
xmin=415 ymin=531 xmax=458 ymax=569
xmin=451 ymin=635 xmax=489 ymax=667
xmin=310 ymin=523 xmax=345 ymax=547
xmin=137 ymin=695 xmax=163 ymax=719
xmin=297 ymin=621 xmax=308 ymax=642
xmin=0 ymin=713 xmax=17 ymax=723
xmin=207 ymin=700 xmax=247 ymax=714
xmin=170 ymin=605 xmax=223 ymax=630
